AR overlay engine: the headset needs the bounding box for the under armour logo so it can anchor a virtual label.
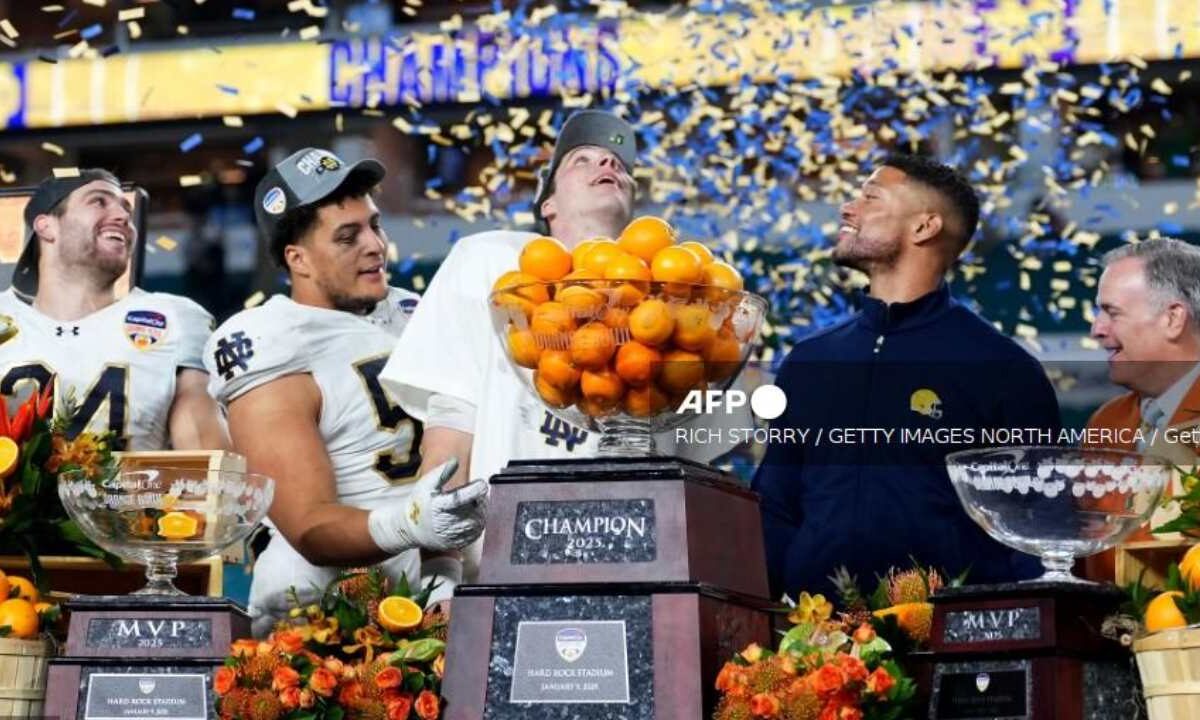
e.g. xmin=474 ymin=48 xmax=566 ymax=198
xmin=213 ymin=331 xmax=254 ymax=380
xmin=55 ymin=326 xmax=80 ymax=336
xmin=539 ymin=411 xmax=588 ymax=451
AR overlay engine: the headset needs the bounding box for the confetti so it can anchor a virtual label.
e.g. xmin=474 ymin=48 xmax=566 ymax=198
xmin=242 ymin=137 xmax=264 ymax=154
xmin=52 ymin=167 xmax=80 ymax=178
xmin=299 ymin=25 xmax=320 ymax=40
xmin=178 ymin=175 xmax=202 ymax=187
xmin=179 ymin=133 xmax=203 ymax=153
xmin=81 ymin=0 xmax=104 ymax=6
xmin=0 ymin=20 xmax=17 ymax=39
xmin=243 ymin=291 xmax=266 ymax=309
xmin=117 ymin=8 xmax=144 ymax=21
xmin=155 ymin=236 xmax=178 ymax=251
xmin=40 ymin=142 xmax=64 ymax=156
xmin=222 ymin=115 xmax=243 ymax=127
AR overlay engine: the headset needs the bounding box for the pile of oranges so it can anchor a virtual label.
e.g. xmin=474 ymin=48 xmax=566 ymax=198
xmin=0 ymin=569 xmax=55 ymax=640
xmin=492 ymin=216 xmax=748 ymax=419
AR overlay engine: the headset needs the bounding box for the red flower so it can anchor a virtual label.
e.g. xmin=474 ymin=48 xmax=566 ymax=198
xmin=338 ymin=680 xmax=364 ymax=708
xmin=271 ymin=665 xmax=300 ymax=691
xmin=865 ymin=667 xmax=895 ymax=696
xmin=213 ymin=667 xmax=236 ymax=696
xmin=299 ymin=689 xmax=315 ymax=709
xmin=414 ymin=690 xmax=440 ymax=720
xmin=716 ymin=661 xmax=750 ymax=696
xmin=9 ymin=402 xmax=32 ymax=444
xmin=852 ymin=623 xmax=876 ymax=645
xmin=36 ymin=377 xmax=53 ymax=420
xmin=749 ymin=692 xmax=781 ymax=717
xmin=273 ymin=630 xmax=304 ymax=654
xmin=812 ymin=664 xmax=845 ymax=698
xmin=836 ymin=655 xmax=868 ymax=684
xmin=374 ymin=666 xmax=403 ymax=689
xmin=308 ymin=667 xmax=338 ymax=697
xmin=278 ymin=686 xmax=301 ymax=710
xmin=323 ymin=657 xmax=345 ymax=676
xmin=386 ymin=694 xmax=414 ymax=720
xmin=230 ymin=639 xmax=259 ymax=657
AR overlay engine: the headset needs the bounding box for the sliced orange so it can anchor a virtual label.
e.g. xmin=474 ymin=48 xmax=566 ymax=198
xmin=157 ymin=511 xmax=200 ymax=540
xmin=378 ymin=595 xmax=424 ymax=633
xmin=0 ymin=436 xmax=18 ymax=479
xmin=6 ymin=576 xmax=37 ymax=603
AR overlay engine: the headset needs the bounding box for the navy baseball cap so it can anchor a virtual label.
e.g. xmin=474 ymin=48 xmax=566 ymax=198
xmin=254 ymin=147 xmax=386 ymax=247
xmin=13 ymin=168 xmax=123 ymax=299
xmin=532 ymin=110 xmax=638 ymax=232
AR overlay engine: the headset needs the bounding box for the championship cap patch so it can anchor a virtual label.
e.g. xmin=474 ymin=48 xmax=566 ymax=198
xmin=398 ymin=298 xmax=418 ymax=315
xmin=262 ymin=186 xmax=287 ymax=215
xmin=125 ymin=310 xmax=167 ymax=350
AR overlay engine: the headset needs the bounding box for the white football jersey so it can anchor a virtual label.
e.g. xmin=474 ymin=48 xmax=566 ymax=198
xmin=0 ymin=287 xmax=213 ymax=450
xmin=204 ymin=288 xmax=422 ymax=634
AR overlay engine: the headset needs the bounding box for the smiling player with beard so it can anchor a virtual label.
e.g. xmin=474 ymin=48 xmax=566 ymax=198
xmin=204 ymin=148 xmax=487 ymax=635
xmin=0 ymin=170 xmax=227 ymax=451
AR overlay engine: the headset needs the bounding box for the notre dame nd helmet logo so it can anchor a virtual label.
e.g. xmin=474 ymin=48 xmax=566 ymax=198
xmin=910 ymin=388 xmax=943 ymax=419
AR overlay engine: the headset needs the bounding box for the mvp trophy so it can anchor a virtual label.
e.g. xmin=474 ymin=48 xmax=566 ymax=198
xmin=918 ymin=446 xmax=1169 ymax=720
xmin=44 ymin=457 xmax=273 ymax=720
xmin=441 ymin=280 xmax=775 ymax=719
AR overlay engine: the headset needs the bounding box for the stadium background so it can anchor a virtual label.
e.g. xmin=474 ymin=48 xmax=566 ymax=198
xmin=0 ymin=0 xmax=1197 ymax=598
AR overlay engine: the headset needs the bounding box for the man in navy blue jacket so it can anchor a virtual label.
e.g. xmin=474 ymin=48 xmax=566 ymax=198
xmin=753 ymin=155 xmax=1060 ymax=600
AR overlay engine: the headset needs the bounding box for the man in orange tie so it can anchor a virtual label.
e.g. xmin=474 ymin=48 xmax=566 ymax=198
xmin=1084 ymin=238 xmax=1200 ymax=581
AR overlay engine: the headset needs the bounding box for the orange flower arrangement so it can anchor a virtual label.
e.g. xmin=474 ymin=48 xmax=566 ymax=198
xmin=713 ymin=585 xmax=917 ymax=720
xmin=0 ymin=380 xmax=119 ymax=591
xmin=216 ymin=570 xmax=448 ymax=720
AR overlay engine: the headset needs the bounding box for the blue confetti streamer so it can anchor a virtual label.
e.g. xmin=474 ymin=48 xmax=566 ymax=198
xmin=179 ymin=133 xmax=203 ymax=153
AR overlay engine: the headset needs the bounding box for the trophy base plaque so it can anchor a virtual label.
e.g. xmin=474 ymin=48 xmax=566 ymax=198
xmin=925 ymin=581 xmax=1139 ymax=720
xmin=44 ymin=596 xmax=250 ymax=720
xmin=443 ymin=456 xmax=776 ymax=719
xmin=443 ymin=582 xmax=773 ymax=719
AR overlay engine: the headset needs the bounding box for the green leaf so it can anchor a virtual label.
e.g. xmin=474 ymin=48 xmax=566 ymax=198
xmin=404 ymin=671 xmax=426 ymax=693
xmin=778 ymin=622 xmax=816 ymax=656
xmin=325 ymin=705 xmax=345 ymax=720
xmin=390 ymin=638 xmax=446 ymax=664
xmin=332 ymin=599 xmax=367 ymax=636
xmin=393 ymin=572 xmax=412 ymax=598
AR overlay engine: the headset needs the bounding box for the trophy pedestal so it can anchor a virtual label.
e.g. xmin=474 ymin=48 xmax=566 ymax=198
xmin=442 ymin=457 xmax=775 ymax=719
xmin=925 ymin=582 xmax=1138 ymax=720
xmin=44 ymin=596 xmax=250 ymax=720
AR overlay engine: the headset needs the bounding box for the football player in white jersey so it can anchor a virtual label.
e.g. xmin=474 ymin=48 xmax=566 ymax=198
xmin=205 ymin=148 xmax=487 ymax=635
xmin=0 ymin=169 xmax=227 ymax=451
xmin=380 ymin=111 xmax=749 ymax=578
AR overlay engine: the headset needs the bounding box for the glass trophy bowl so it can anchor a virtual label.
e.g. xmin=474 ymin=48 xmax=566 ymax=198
xmin=945 ymin=446 xmax=1169 ymax=583
xmin=490 ymin=279 xmax=767 ymax=456
xmin=58 ymin=466 xmax=275 ymax=596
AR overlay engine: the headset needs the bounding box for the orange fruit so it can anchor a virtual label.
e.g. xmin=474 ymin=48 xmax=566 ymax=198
xmin=34 ymin=602 xmax=52 ymax=615
xmin=1182 ymin=545 xmax=1200 ymax=591
xmin=571 ymin=239 xmax=600 ymax=270
xmin=530 ymin=301 xmax=576 ymax=338
xmin=628 ymin=299 xmax=675 ymax=347
xmin=577 ymin=396 xmax=618 ymax=418
xmin=6 ymin=576 xmax=37 ymax=603
xmin=623 ymin=384 xmax=669 ymax=417
xmin=618 ymin=216 xmax=676 ymax=264
xmin=519 ymin=237 xmax=572 ymax=281
xmin=377 ymin=595 xmax=423 ymax=633
xmin=603 ymin=254 xmax=652 ymax=284
xmin=672 ymin=304 xmax=716 ymax=352
xmin=615 ymin=341 xmax=663 ymax=387
xmin=508 ymin=327 xmax=543 ymax=369
xmin=553 ymin=269 xmax=600 ymax=297
xmin=601 ymin=306 xmax=630 ymax=332
xmin=0 ymin=436 xmax=18 ymax=479
xmin=701 ymin=261 xmax=744 ymax=301
xmin=537 ymin=350 xmax=581 ymax=391
xmin=158 ymin=511 xmax=200 ymax=540
xmin=659 ymin=349 xmax=706 ymax=394
xmin=679 ymin=241 xmax=715 ymax=266
xmin=1145 ymin=591 xmax=1189 ymax=633
xmin=579 ymin=240 xmax=624 ymax=275
xmin=0 ymin=598 xmax=38 ymax=639
xmin=556 ymin=284 xmax=606 ymax=317
xmin=570 ymin=322 xmax=617 ymax=371
xmin=492 ymin=270 xmax=548 ymax=319
xmin=580 ymin=368 xmax=625 ymax=410
xmin=651 ymin=246 xmax=703 ymax=284
xmin=0 ymin=571 xmax=9 ymax=604
xmin=704 ymin=329 xmax=742 ymax=381
xmin=534 ymin=371 xmax=577 ymax=408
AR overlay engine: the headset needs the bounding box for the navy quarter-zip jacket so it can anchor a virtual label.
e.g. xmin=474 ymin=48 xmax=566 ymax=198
xmin=752 ymin=283 xmax=1061 ymax=599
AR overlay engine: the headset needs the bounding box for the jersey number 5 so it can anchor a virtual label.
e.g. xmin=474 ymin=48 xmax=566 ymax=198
xmin=0 ymin=363 xmax=129 ymax=448
xmin=354 ymin=356 xmax=423 ymax=483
